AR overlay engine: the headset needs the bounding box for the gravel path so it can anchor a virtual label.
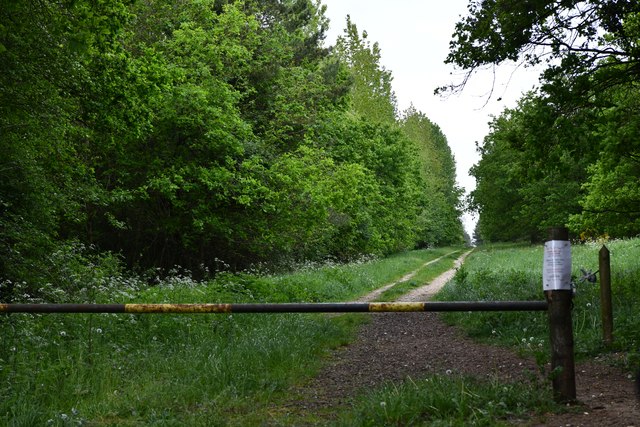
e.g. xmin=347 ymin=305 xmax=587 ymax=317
xmin=353 ymin=250 xmax=461 ymax=303
xmin=280 ymin=252 xmax=640 ymax=426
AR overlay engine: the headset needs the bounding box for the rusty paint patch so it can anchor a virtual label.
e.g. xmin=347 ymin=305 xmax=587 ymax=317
xmin=0 ymin=303 xmax=8 ymax=312
xmin=124 ymin=304 xmax=232 ymax=313
xmin=368 ymin=302 xmax=425 ymax=312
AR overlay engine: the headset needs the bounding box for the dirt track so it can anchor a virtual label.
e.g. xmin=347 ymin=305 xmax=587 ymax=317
xmin=282 ymin=252 xmax=640 ymax=426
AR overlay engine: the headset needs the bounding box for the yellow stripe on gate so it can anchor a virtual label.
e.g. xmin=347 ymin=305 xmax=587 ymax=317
xmin=124 ymin=304 xmax=232 ymax=313
xmin=368 ymin=302 xmax=425 ymax=312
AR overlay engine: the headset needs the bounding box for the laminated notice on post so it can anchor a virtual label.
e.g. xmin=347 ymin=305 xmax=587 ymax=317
xmin=543 ymin=240 xmax=572 ymax=291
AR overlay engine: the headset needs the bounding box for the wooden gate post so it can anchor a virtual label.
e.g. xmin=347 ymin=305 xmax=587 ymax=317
xmin=543 ymin=227 xmax=576 ymax=403
xmin=599 ymin=245 xmax=613 ymax=346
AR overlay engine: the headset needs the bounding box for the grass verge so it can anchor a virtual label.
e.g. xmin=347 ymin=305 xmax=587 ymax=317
xmin=435 ymin=239 xmax=640 ymax=369
xmin=0 ymin=247 xmax=463 ymax=425
xmin=338 ymin=374 xmax=561 ymax=426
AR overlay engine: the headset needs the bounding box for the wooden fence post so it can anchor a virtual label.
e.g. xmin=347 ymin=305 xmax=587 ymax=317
xmin=543 ymin=227 xmax=576 ymax=403
xmin=599 ymin=245 xmax=613 ymax=346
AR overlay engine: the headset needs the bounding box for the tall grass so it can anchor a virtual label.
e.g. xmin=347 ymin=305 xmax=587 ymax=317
xmin=339 ymin=374 xmax=559 ymax=426
xmin=435 ymin=239 xmax=640 ymax=367
xmin=3 ymin=311 xmax=356 ymax=426
xmin=0 ymin=246 xmax=461 ymax=425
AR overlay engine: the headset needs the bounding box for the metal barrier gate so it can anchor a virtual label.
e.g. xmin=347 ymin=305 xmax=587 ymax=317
xmin=2 ymin=227 xmax=603 ymax=404
xmin=0 ymin=296 xmax=572 ymax=403
xmin=0 ymin=301 xmax=547 ymax=314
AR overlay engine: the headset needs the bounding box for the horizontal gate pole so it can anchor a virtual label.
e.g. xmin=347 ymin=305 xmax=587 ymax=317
xmin=0 ymin=301 xmax=548 ymax=314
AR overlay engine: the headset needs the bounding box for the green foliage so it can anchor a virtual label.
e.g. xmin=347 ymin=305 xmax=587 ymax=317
xmin=442 ymin=0 xmax=640 ymax=99
xmin=569 ymin=85 xmax=640 ymax=236
xmin=470 ymin=92 xmax=602 ymax=243
xmin=313 ymin=114 xmax=425 ymax=254
xmin=400 ymin=106 xmax=465 ymax=246
xmin=326 ymin=15 xmax=467 ymax=251
xmin=1 ymin=1 xmax=464 ymax=291
xmin=451 ymin=2 xmax=640 ymax=242
xmin=470 ymin=84 xmax=640 ymax=242
xmin=468 ymin=124 xmax=529 ymax=242
xmin=334 ymin=15 xmax=397 ymax=124
xmin=0 ymin=0 xmax=140 ymax=288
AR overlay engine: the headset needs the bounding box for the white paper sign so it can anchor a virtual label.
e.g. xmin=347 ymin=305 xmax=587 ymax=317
xmin=543 ymin=240 xmax=572 ymax=291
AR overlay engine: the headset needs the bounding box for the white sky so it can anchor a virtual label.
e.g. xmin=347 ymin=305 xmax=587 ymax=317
xmin=320 ymin=0 xmax=544 ymax=236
